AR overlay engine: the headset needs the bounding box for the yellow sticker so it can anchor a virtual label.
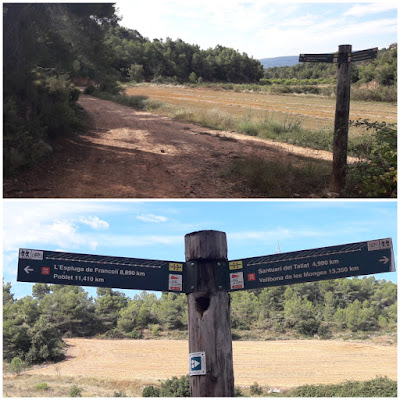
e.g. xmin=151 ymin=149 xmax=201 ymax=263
xmin=229 ymin=261 xmax=243 ymax=270
xmin=169 ymin=263 xmax=183 ymax=272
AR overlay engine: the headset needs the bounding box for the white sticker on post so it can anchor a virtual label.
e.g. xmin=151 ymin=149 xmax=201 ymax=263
xmin=168 ymin=274 xmax=182 ymax=291
xmin=189 ymin=352 xmax=206 ymax=376
xmin=230 ymin=271 xmax=244 ymax=290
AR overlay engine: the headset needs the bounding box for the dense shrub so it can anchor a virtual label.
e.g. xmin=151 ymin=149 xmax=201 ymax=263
xmin=3 ymin=71 xmax=84 ymax=176
xmin=35 ymin=383 xmax=50 ymax=391
xmin=142 ymin=386 xmax=161 ymax=397
xmin=288 ymin=376 xmax=397 ymax=397
xmin=160 ymin=375 xmax=190 ymax=397
xmin=69 ymin=385 xmax=83 ymax=397
xmin=9 ymin=357 xmax=26 ymax=375
xmin=347 ymin=120 xmax=397 ymax=197
xmin=250 ymin=382 xmax=264 ymax=396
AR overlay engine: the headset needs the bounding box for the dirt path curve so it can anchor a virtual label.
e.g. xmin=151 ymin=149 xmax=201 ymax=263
xmin=4 ymin=95 xmax=344 ymax=198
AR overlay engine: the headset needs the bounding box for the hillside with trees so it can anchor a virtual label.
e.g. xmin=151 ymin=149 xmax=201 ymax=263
xmin=3 ymin=277 xmax=397 ymax=366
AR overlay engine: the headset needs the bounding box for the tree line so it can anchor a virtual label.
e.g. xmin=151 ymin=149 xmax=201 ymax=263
xmin=104 ymin=25 xmax=263 ymax=85
xmin=3 ymin=276 xmax=396 ymax=365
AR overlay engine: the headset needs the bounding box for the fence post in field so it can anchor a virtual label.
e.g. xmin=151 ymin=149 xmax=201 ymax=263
xmin=330 ymin=44 xmax=352 ymax=194
xmin=185 ymin=230 xmax=234 ymax=397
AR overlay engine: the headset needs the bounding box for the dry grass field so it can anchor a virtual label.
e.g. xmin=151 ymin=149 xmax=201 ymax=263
xmin=22 ymin=338 xmax=396 ymax=388
xmin=125 ymin=85 xmax=397 ymax=132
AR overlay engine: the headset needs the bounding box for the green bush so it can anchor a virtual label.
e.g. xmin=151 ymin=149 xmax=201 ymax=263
xmin=69 ymin=385 xmax=83 ymax=397
xmin=35 ymin=382 xmax=50 ymax=391
xmin=288 ymin=376 xmax=397 ymax=397
xmin=250 ymin=382 xmax=263 ymax=396
xmin=9 ymin=357 xmax=26 ymax=375
xmin=3 ymin=70 xmax=85 ymax=176
xmin=142 ymin=385 xmax=161 ymax=397
xmin=129 ymin=329 xmax=143 ymax=339
xmin=84 ymin=85 xmax=96 ymax=95
xmin=234 ymin=387 xmax=245 ymax=397
xmin=160 ymin=375 xmax=190 ymax=397
xmin=347 ymin=120 xmax=397 ymax=197
xmin=113 ymin=390 xmax=127 ymax=397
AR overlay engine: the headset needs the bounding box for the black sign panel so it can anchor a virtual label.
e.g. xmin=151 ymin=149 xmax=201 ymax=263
xmin=351 ymin=47 xmax=378 ymax=62
xmin=17 ymin=249 xmax=184 ymax=292
xmin=299 ymin=53 xmax=335 ymax=63
xmin=228 ymin=238 xmax=395 ymax=291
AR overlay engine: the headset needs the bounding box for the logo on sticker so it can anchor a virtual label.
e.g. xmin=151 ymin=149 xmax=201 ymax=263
xmin=19 ymin=249 xmax=43 ymax=260
xmin=247 ymin=273 xmax=256 ymax=281
xmin=229 ymin=261 xmax=243 ymax=270
xmin=169 ymin=263 xmax=183 ymax=272
xmin=230 ymin=272 xmax=244 ymax=289
xmin=169 ymin=274 xmax=182 ymax=291
xmin=368 ymin=239 xmax=392 ymax=251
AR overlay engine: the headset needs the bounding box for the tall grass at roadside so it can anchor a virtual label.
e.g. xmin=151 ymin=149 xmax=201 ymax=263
xmin=227 ymin=157 xmax=331 ymax=197
xmin=86 ymin=87 xmax=164 ymax=111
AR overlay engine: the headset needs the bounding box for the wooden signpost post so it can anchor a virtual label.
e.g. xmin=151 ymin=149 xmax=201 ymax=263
xmin=18 ymin=230 xmax=394 ymax=397
xmin=299 ymin=45 xmax=378 ymax=194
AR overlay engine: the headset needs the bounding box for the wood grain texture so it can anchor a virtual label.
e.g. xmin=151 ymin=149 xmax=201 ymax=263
xmin=330 ymin=44 xmax=352 ymax=193
xmin=185 ymin=230 xmax=234 ymax=397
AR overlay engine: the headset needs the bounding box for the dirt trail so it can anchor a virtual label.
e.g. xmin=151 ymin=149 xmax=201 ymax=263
xmin=4 ymin=95 xmax=347 ymax=198
xmin=26 ymin=338 xmax=397 ymax=387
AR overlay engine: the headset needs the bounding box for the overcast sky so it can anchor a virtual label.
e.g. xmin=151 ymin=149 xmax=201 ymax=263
xmin=3 ymin=200 xmax=397 ymax=299
xmin=116 ymin=0 xmax=397 ymax=59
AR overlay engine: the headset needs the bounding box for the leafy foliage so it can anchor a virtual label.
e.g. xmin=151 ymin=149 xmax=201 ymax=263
xmin=69 ymin=385 xmax=83 ymax=397
xmin=160 ymin=375 xmax=190 ymax=397
xmin=347 ymin=120 xmax=397 ymax=198
xmin=3 ymin=3 xmax=118 ymax=175
xmin=104 ymin=26 xmax=263 ymax=84
xmin=142 ymin=385 xmax=161 ymax=397
xmin=9 ymin=357 xmax=26 ymax=375
xmin=287 ymin=376 xmax=397 ymax=397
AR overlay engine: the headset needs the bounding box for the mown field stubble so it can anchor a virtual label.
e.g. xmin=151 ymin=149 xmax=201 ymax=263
xmin=125 ymin=84 xmax=397 ymax=133
xmin=11 ymin=338 xmax=396 ymax=390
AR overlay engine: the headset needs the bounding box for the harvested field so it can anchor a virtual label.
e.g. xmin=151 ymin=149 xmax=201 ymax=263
xmin=25 ymin=338 xmax=397 ymax=387
xmin=125 ymin=85 xmax=397 ymax=132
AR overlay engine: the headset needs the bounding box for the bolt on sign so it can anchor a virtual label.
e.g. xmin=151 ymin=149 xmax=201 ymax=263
xmin=18 ymin=238 xmax=394 ymax=293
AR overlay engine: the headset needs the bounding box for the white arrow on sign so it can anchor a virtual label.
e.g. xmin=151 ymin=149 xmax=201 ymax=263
xmin=191 ymin=360 xmax=200 ymax=369
xmin=379 ymin=256 xmax=389 ymax=264
xmin=24 ymin=266 xmax=34 ymax=274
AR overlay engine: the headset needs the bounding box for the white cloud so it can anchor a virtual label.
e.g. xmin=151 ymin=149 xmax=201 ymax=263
xmin=344 ymin=3 xmax=397 ymax=17
xmin=94 ymin=233 xmax=181 ymax=247
xmin=80 ymin=216 xmax=110 ymax=230
xmin=137 ymin=214 xmax=168 ymax=223
xmin=2 ymin=201 xmax=123 ymax=253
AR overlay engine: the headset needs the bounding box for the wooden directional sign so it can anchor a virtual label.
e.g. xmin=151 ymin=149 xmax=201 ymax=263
xmin=228 ymin=238 xmax=395 ymax=291
xmin=300 ymin=47 xmax=378 ymax=64
xmin=299 ymin=53 xmax=335 ymax=63
xmin=17 ymin=249 xmax=184 ymax=292
xmin=351 ymin=47 xmax=378 ymax=62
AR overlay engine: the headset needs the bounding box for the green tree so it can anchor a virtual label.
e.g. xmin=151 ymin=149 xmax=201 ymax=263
xmin=95 ymin=288 xmax=128 ymax=331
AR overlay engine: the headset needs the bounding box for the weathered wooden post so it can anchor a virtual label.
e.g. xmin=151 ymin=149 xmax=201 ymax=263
xmin=185 ymin=230 xmax=234 ymax=397
xmin=330 ymin=44 xmax=352 ymax=193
